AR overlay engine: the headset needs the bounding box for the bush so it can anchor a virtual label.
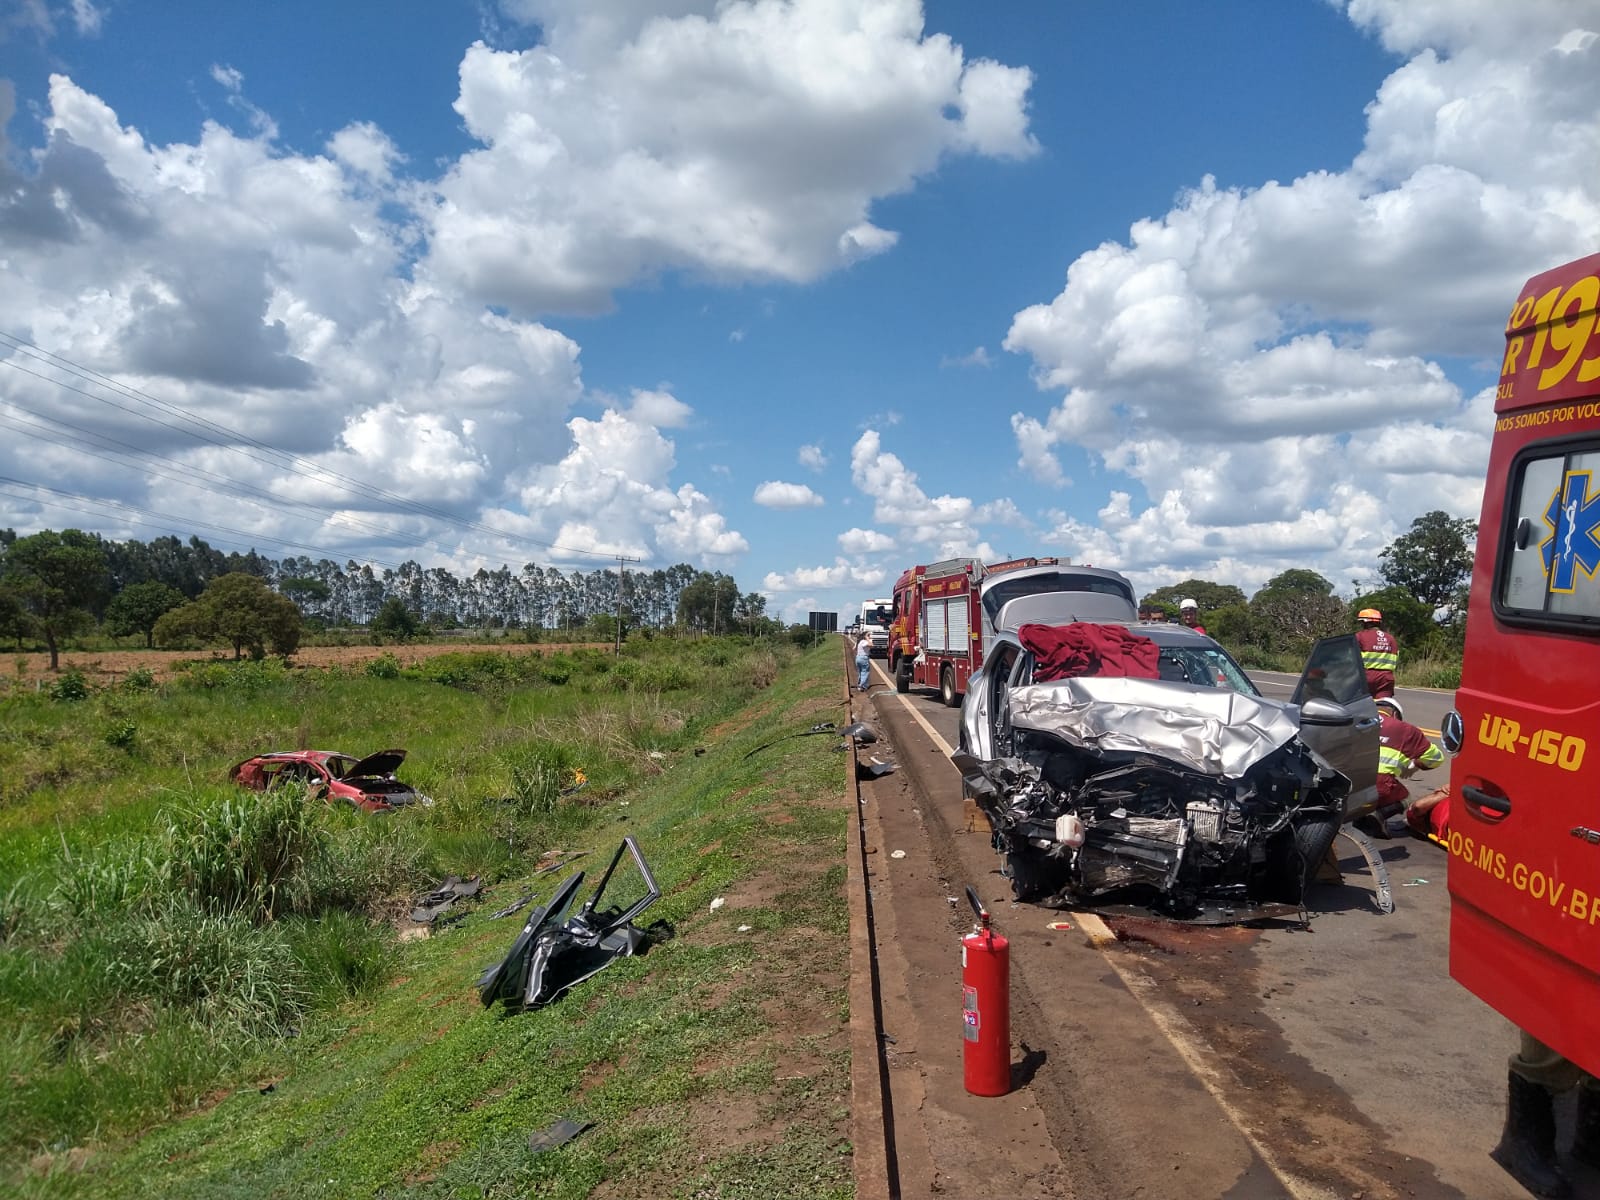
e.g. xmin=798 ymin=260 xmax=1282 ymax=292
xmin=539 ymin=654 xmax=574 ymax=685
xmin=364 ymin=652 xmax=402 ymax=680
xmin=103 ymin=718 xmax=138 ymax=751
xmin=122 ymin=666 xmax=157 ymax=692
xmin=49 ymin=671 xmax=91 ymax=703
xmin=174 ymin=658 xmax=291 ymax=695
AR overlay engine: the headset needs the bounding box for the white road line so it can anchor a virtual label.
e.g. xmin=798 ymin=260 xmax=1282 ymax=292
xmin=880 ymin=677 xmax=1340 ymax=1200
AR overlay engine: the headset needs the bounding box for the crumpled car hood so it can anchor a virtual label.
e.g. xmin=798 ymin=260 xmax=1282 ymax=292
xmin=1008 ymin=676 xmax=1300 ymax=779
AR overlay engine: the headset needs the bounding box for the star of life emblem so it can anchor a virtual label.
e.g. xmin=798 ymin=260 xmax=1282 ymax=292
xmin=1541 ymin=470 xmax=1600 ymax=593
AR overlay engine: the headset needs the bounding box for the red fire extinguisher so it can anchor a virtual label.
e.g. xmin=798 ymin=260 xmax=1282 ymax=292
xmin=961 ymin=884 xmax=1010 ymax=1096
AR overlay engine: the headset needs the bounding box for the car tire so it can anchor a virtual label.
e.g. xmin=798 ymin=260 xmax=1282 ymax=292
xmin=1266 ymin=814 xmax=1341 ymax=903
xmin=940 ymin=665 xmax=959 ymax=708
xmin=1005 ymin=852 xmax=1054 ymax=901
xmin=895 ymin=659 xmax=911 ymax=694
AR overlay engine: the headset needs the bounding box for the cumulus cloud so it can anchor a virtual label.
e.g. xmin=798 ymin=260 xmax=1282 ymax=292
xmin=798 ymin=443 xmax=828 ymax=471
xmin=753 ymin=480 xmax=823 ymax=508
xmin=422 ymin=0 xmax=1037 ymax=315
xmin=1004 ymin=0 xmax=1600 ymax=591
xmin=763 ymin=558 xmax=888 ymax=592
xmin=0 ymin=74 xmax=750 ymax=572
xmin=838 ymin=527 xmax=895 ymax=554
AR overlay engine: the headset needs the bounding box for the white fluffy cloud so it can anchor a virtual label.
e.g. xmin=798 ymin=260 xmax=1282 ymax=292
xmin=838 ymin=527 xmax=896 ymax=554
xmin=763 ymin=558 xmax=888 ymax=592
xmin=753 ymin=480 xmax=823 ymax=509
xmin=1004 ymin=0 xmax=1600 ymax=593
xmin=422 ymin=0 xmax=1036 ymax=315
xmin=797 ymin=443 xmax=828 ymax=471
xmin=0 ymin=73 xmax=759 ymax=570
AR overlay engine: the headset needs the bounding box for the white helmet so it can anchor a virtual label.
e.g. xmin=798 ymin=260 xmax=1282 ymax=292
xmin=1376 ymin=697 xmax=1404 ymax=720
xmin=1179 ymin=597 xmax=1198 ymax=610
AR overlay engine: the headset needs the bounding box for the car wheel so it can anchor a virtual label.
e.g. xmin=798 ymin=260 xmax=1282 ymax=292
xmin=895 ymin=659 xmax=911 ymax=694
xmin=1005 ymin=851 xmax=1054 ymax=901
xmin=1265 ymin=814 xmax=1341 ymax=903
xmin=940 ymin=666 xmax=959 ymax=708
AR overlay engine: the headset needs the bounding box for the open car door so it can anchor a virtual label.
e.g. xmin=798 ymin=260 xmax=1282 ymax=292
xmin=1290 ymin=635 xmax=1381 ymax=820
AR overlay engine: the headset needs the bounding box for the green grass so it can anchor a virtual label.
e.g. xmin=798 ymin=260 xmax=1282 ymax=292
xmin=2 ymin=637 xmax=854 ymax=1199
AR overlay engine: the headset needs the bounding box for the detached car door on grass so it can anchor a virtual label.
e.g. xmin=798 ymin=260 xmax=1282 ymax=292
xmin=1290 ymin=635 xmax=1381 ymax=820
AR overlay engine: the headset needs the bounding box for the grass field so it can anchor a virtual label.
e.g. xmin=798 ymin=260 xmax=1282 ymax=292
xmin=1 ymin=638 xmax=855 ymax=1199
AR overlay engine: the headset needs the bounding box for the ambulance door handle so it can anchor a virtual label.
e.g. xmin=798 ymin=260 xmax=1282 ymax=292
xmin=1463 ymin=785 xmax=1512 ymax=815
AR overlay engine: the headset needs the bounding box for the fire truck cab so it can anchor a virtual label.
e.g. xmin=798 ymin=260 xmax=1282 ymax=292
xmin=889 ymin=557 xmax=1137 ymax=706
xmin=1447 ymin=251 xmax=1600 ymax=1078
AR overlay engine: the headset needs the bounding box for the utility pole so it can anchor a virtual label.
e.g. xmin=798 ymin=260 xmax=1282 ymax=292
xmin=614 ymin=554 xmax=640 ymax=655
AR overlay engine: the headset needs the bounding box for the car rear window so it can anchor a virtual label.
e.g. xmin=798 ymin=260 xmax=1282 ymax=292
xmin=982 ymin=573 xmax=1134 ymax=624
xmin=1498 ymin=439 xmax=1600 ymax=627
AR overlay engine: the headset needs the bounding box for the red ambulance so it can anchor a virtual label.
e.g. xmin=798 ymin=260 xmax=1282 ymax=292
xmin=1447 ymin=252 xmax=1600 ymax=1077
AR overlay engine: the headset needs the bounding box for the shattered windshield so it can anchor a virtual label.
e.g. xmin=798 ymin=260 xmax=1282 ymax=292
xmin=1155 ymin=645 xmax=1259 ymax=696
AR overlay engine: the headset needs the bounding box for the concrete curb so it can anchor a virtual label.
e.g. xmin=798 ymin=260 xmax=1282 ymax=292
xmin=844 ymin=647 xmax=898 ymax=1200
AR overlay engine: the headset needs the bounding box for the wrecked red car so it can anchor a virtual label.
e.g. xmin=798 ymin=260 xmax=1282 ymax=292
xmin=228 ymin=749 xmax=430 ymax=812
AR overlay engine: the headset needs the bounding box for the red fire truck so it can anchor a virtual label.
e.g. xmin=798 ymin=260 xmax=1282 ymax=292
xmin=1446 ymin=251 xmax=1600 ymax=1079
xmin=888 ymin=557 xmax=1137 ymax=706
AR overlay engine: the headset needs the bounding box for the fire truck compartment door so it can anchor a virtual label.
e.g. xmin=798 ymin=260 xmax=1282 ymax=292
xmin=990 ymin=593 xmax=1144 ymax=634
xmin=1289 ymin=635 xmax=1380 ymax=821
xmin=926 ymin=600 xmax=949 ymax=651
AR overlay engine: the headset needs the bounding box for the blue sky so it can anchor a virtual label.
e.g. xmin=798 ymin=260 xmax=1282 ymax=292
xmin=3 ymin=1 xmax=1598 ymax=623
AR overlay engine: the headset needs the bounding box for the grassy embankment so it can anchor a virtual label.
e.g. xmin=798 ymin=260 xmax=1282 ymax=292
xmin=1 ymin=639 xmax=856 ymax=1199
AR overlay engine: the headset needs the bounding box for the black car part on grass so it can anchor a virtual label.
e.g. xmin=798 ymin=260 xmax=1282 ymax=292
xmin=410 ymin=875 xmax=482 ymax=924
xmin=477 ymin=836 xmax=663 ymax=1012
xmin=741 ymin=722 xmax=836 ymax=759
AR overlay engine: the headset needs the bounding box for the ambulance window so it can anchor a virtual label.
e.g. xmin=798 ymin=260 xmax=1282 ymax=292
xmin=1499 ymin=444 xmax=1600 ymax=623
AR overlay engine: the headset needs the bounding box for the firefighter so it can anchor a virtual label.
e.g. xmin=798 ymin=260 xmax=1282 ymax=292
xmin=1362 ymin=697 xmax=1443 ymax=836
xmin=1355 ymin=607 xmax=1398 ymax=698
xmin=1492 ymin=1031 xmax=1600 ymax=1197
xmin=1178 ymin=597 xmax=1205 ymax=634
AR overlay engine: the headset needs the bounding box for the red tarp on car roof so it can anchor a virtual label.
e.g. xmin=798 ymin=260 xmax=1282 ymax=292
xmin=1017 ymin=622 xmax=1160 ymax=683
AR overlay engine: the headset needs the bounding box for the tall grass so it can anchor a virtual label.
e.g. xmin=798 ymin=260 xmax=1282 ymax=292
xmin=0 ymin=634 xmax=799 ymax=1166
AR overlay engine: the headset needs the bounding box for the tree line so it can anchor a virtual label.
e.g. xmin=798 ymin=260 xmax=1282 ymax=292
xmin=0 ymin=529 xmax=774 ymax=670
xmin=1138 ymin=510 xmax=1477 ymax=661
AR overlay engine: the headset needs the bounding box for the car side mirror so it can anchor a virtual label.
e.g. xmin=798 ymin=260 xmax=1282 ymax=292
xmin=1299 ymin=697 xmax=1354 ymax=726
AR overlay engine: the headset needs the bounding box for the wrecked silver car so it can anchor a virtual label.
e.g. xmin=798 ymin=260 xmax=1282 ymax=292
xmin=956 ymin=623 xmax=1379 ymax=921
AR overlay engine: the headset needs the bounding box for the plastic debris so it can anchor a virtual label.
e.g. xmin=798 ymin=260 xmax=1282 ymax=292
xmin=410 ymin=875 xmax=482 ymax=924
xmin=737 ymin=924 xmax=752 ymax=932
xmin=1046 ymin=920 xmax=1074 ymax=931
xmin=527 ymin=1117 xmax=593 ymax=1154
xmin=889 ymin=850 xmax=907 ymax=859
xmin=488 ymin=893 xmax=534 ymax=920
xmin=709 ymin=896 xmax=726 ymax=911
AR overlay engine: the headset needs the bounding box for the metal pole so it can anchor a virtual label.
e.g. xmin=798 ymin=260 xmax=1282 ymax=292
xmin=615 ymin=554 xmax=639 ymax=655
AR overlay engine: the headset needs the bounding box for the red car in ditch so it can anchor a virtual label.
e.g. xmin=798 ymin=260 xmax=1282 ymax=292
xmin=228 ymin=749 xmax=430 ymax=812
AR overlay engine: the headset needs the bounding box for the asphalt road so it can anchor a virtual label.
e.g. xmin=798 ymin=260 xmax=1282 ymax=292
xmin=856 ymin=657 xmax=1598 ymax=1199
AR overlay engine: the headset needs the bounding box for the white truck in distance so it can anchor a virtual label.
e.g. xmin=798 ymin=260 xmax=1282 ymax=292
xmin=859 ymin=598 xmax=893 ymax=658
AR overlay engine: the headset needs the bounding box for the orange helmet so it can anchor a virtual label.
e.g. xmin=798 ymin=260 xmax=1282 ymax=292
xmin=1357 ymin=608 xmax=1382 ymax=622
